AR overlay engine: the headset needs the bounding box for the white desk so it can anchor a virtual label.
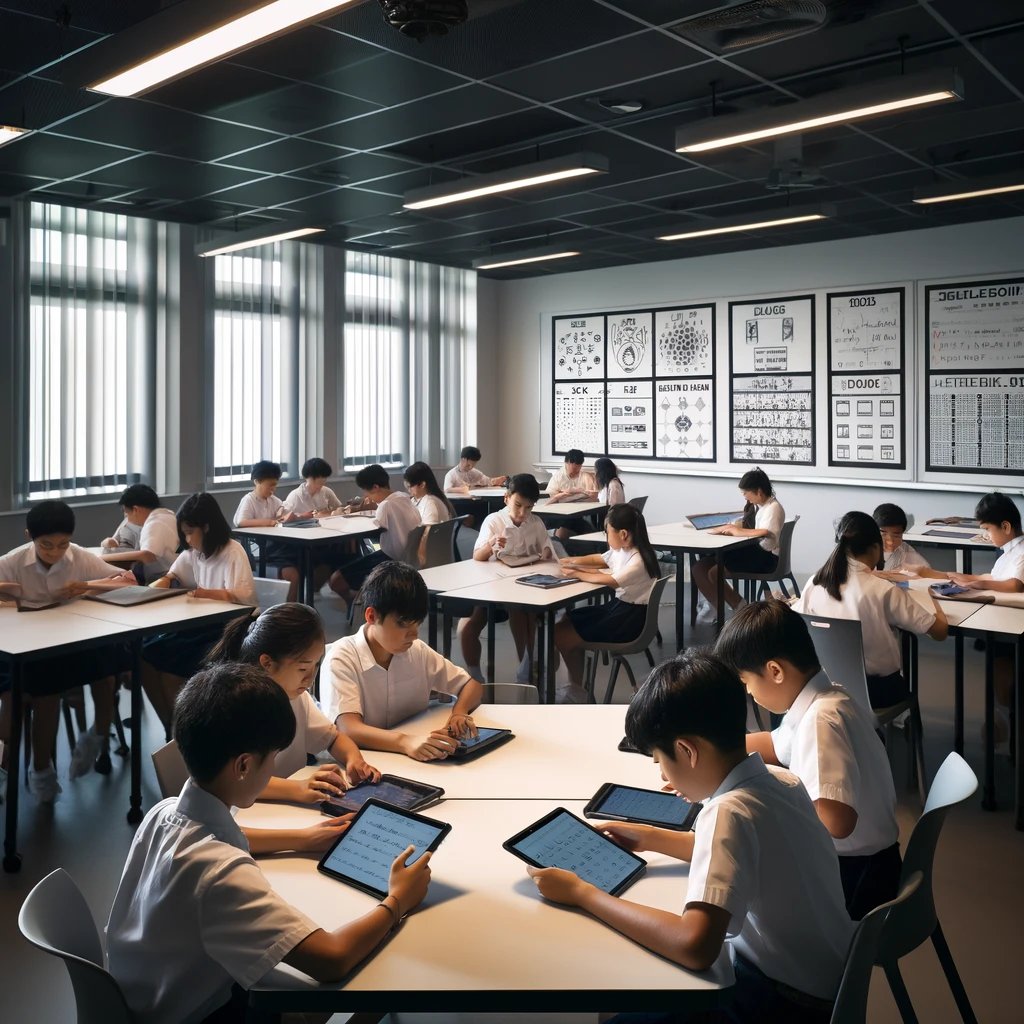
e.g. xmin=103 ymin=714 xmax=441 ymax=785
xmin=534 ymin=499 xmax=606 ymax=522
xmin=903 ymin=527 xmax=995 ymax=573
xmin=239 ymin=798 xmax=731 ymax=1015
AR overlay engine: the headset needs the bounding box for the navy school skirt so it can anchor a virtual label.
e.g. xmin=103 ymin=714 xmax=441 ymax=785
xmin=568 ymin=597 xmax=646 ymax=643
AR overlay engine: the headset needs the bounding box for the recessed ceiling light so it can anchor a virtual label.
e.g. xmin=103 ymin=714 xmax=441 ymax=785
xmin=657 ymin=206 xmax=831 ymax=241
xmin=913 ymin=172 xmax=1024 ymax=204
xmin=0 ymin=125 xmax=29 ymax=148
xmin=473 ymin=248 xmax=581 ymax=270
xmin=197 ymin=226 xmax=325 ymax=258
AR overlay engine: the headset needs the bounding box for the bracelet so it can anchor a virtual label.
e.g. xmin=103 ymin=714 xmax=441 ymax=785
xmin=377 ymin=894 xmax=400 ymax=931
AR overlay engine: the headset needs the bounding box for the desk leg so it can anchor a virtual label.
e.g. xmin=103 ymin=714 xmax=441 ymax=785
xmin=257 ymin=540 xmax=267 ymax=578
xmin=128 ymin=639 xmax=143 ymax=825
xmin=442 ymin=606 xmax=452 ymax=660
xmin=715 ymin=553 xmax=725 ymax=635
xmin=983 ymin=638 xmax=996 ymax=811
xmin=304 ymin=550 xmax=316 ymax=607
xmin=676 ymin=553 xmax=685 ymax=652
xmin=954 ymin=633 xmax=964 ymax=755
xmin=547 ymin=610 xmax=557 ymax=704
xmin=486 ymin=606 xmax=496 ymax=685
xmin=1015 ymin=638 xmax=1023 ymax=831
xmin=428 ymin=594 xmax=438 ymax=651
xmin=3 ymin=662 xmax=23 ymax=872
xmin=963 ymin=549 xmax=972 ymax=575
xmin=535 ymin=616 xmax=546 ymax=704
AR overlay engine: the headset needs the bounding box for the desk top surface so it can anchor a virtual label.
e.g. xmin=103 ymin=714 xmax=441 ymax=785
xmin=904 ymin=527 xmax=995 ymax=549
xmin=576 ymin=524 xmax=759 ymax=552
xmin=534 ymin=500 xmax=606 ymax=517
xmin=235 ymin=519 xmax=379 ymax=542
xmin=441 ymin=572 xmax=602 ymax=608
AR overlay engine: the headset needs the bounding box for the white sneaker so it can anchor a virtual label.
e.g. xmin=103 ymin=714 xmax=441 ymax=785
xmin=556 ymin=683 xmax=591 ymax=705
xmin=28 ymin=762 xmax=62 ymax=803
xmin=69 ymin=728 xmax=103 ymax=779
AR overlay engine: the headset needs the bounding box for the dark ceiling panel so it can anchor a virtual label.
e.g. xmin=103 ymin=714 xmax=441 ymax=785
xmin=0 ymin=132 xmax=132 ymax=180
xmin=0 ymin=11 xmax=97 ymax=76
xmin=209 ymin=82 xmax=382 ymax=136
xmin=0 ymin=75 xmax=103 ymax=131
xmin=88 ymin=153 xmax=261 ymax=200
xmin=202 ymin=176 xmax=339 ymax=211
xmin=217 ymin=138 xmax=351 ymax=176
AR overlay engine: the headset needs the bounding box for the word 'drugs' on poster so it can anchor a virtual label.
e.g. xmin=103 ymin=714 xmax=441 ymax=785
xmin=729 ymin=295 xmax=815 ymax=465
xmin=925 ymin=277 xmax=1024 ymax=475
xmin=827 ymin=288 xmax=906 ymax=469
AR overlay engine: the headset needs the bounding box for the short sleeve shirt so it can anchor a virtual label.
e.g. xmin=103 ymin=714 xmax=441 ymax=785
xmin=374 ymin=491 xmax=422 ymax=560
xmin=598 ymin=479 xmax=625 ymax=507
xmin=883 ymin=541 xmax=930 ymax=573
xmin=474 ymin=509 xmax=551 ymax=561
xmin=546 ymin=468 xmax=595 ymax=495
xmin=443 ymin=466 xmax=489 ymax=490
xmin=602 ymin=547 xmax=655 ymax=604
xmin=0 ymin=542 xmax=122 ymax=605
xmin=753 ymin=497 xmax=785 ymax=554
xmin=282 ymin=482 xmax=342 ymax=516
xmin=168 ymin=541 xmax=257 ymax=606
xmin=138 ymin=507 xmax=180 ymax=578
xmin=274 ymin=692 xmax=339 ymax=778
xmin=991 ymin=534 xmax=1024 ymax=584
xmin=233 ymin=492 xmax=284 ymax=526
xmin=413 ymin=494 xmax=452 ymax=526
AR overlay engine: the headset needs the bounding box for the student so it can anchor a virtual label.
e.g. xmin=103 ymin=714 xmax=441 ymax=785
xmin=442 ymin=445 xmax=506 ymax=492
xmin=232 ymin=460 xmax=301 ymax=602
xmin=281 ymin=457 xmax=343 ymax=518
xmin=545 ymin=448 xmax=597 ymax=544
xmin=106 ymin=663 xmax=433 ymax=1024
xmin=872 ymin=502 xmax=937 ymax=579
xmin=594 ymin=456 xmax=625 ymax=507
xmin=206 ymin=603 xmax=380 ymax=801
xmin=526 ymin=651 xmax=853 ymax=1023
xmin=327 ymin=463 xmax=421 ymax=603
xmin=142 ymin=493 xmax=257 ymax=730
xmin=321 ymin=561 xmax=483 ymax=761
xmin=460 ymin=473 xmax=554 ymax=683
xmin=554 ymin=503 xmax=658 ymax=697
xmin=692 ymin=467 xmax=785 ymax=615
xmin=794 ymin=511 xmax=947 ymax=709
xmin=0 ymin=501 xmax=135 ymax=799
xmin=716 ymin=601 xmax=901 ymax=920
xmin=100 ymin=484 xmax=180 ymax=583
xmin=404 ymin=461 xmax=455 ymax=568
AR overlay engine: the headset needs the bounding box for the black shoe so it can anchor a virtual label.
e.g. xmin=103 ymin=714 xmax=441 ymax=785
xmin=94 ymin=751 xmax=112 ymax=775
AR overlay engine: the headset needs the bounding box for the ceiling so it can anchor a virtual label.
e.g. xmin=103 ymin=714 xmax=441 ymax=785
xmin=0 ymin=0 xmax=1022 ymax=276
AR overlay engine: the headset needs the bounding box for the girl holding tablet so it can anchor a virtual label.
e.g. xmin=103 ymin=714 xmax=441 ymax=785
xmin=554 ymin=504 xmax=659 ymax=697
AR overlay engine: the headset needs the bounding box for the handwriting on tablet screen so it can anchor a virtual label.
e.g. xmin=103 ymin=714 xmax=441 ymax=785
xmin=599 ymin=787 xmax=689 ymax=826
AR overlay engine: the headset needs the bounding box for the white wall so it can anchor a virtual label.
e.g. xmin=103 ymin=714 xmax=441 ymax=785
xmin=482 ymin=215 xmax=1024 ymax=577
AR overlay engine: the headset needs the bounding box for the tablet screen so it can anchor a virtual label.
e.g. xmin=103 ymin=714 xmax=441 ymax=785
xmin=592 ymin=784 xmax=694 ymax=828
xmin=456 ymin=726 xmax=505 ymax=750
xmin=688 ymin=511 xmax=741 ymax=530
xmin=326 ymin=778 xmax=435 ymax=813
xmin=509 ymin=809 xmax=644 ymax=894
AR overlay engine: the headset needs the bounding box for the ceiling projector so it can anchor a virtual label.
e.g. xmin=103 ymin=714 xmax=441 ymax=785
xmin=378 ymin=0 xmax=470 ymax=39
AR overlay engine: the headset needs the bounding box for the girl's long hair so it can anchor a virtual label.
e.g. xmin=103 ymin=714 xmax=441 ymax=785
xmin=205 ymin=603 xmax=325 ymax=666
xmin=738 ymin=468 xmax=773 ymax=529
xmin=605 ymin=503 xmax=660 ymax=580
xmin=403 ymin=461 xmax=455 ymax=517
xmin=594 ymin=457 xmax=620 ymax=490
xmin=812 ymin=511 xmax=883 ymax=601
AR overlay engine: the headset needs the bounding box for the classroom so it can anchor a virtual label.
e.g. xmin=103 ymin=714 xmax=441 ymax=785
xmin=1 ymin=2 xmax=1022 ymax=1022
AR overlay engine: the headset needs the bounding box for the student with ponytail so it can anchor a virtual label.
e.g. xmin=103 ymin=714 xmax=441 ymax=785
xmin=206 ymin=603 xmax=379 ymax=805
xmin=794 ymin=511 xmax=948 ymax=708
xmin=554 ymin=503 xmax=660 ymax=697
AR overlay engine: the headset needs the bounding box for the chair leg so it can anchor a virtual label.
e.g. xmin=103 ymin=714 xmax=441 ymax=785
xmin=911 ymin=702 xmax=927 ymax=805
xmin=930 ymin=922 xmax=978 ymax=1024
xmin=112 ymin=689 xmax=130 ymax=758
xmin=655 ymin=629 xmax=663 ymax=646
xmin=621 ymin=658 xmax=638 ymax=694
xmin=788 ymin=573 xmax=801 ymax=597
xmin=690 ymin=573 xmax=698 ymax=628
xmin=777 ymin=580 xmax=790 ymax=599
xmin=62 ymin=701 xmax=77 ymax=758
xmin=644 ymin=647 xmax=655 ymax=668
xmin=884 ymin=960 xmax=920 ymax=1024
xmin=602 ymin=660 xmax=621 ymax=705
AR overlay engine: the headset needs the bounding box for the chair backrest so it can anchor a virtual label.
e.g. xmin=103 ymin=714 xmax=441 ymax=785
xmin=19 ymin=869 xmax=135 ymax=1024
xmin=878 ymin=753 xmax=977 ymax=962
xmin=775 ymin=515 xmax=800 ymax=574
xmin=151 ymin=738 xmax=189 ymax=800
xmin=618 ymin=575 xmax=670 ymax=653
xmin=627 ymin=496 xmax=648 ymax=513
xmin=422 ymin=517 xmax=460 ymax=569
xmin=798 ymin=612 xmax=872 ymax=716
xmin=481 ymin=682 xmax=540 ymax=704
xmin=831 ymin=872 xmax=922 ymax=1024
xmin=252 ymin=576 xmax=290 ymax=610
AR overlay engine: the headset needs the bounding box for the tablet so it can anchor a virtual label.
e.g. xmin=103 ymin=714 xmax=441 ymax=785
xmin=930 ymin=582 xmax=970 ymax=597
xmin=278 ymin=519 xmax=322 ymax=529
xmin=85 ymin=586 xmax=188 ymax=606
xmin=320 ymin=774 xmax=444 ymax=816
xmin=584 ymin=782 xmax=701 ymax=831
xmin=317 ymin=799 xmax=451 ymax=899
xmin=514 ymin=574 xmax=575 ymax=589
xmin=921 ymin=529 xmax=981 ymax=540
xmin=497 ymin=551 xmax=541 ymax=567
xmin=504 ymin=807 xmax=646 ymax=896
xmin=686 ymin=511 xmax=743 ymax=531
xmin=450 ymin=726 xmax=514 ymax=759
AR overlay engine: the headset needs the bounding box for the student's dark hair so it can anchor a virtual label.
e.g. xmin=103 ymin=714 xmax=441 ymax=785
xmin=605 ymin=504 xmax=659 ymax=580
xmin=355 ymin=463 xmax=390 ymax=491
xmin=176 ymin=492 xmax=232 ymax=558
xmin=738 ymin=467 xmax=774 ymax=529
xmin=362 ymin=560 xmax=429 ymax=623
xmin=975 ymin=492 xmax=1021 ymax=534
xmin=594 ymin=457 xmax=620 ymax=489
xmin=26 ymin=500 xmax=75 ymax=538
xmin=404 ymin=461 xmax=455 ymax=516
xmin=564 ymin=449 xmax=585 ymax=466
xmin=206 ymin=603 xmax=325 ymax=667
xmin=812 ymin=510 xmax=882 ymax=601
xmin=301 ymin=457 xmax=332 ymax=479
xmin=460 ymin=445 xmax=482 ymax=461
xmin=873 ymin=502 xmax=908 ymax=530
xmin=173 ymin=662 xmax=296 ymax=784
xmin=251 ymin=460 xmax=282 ymax=483
xmin=625 ymin=649 xmax=747 ymax=757
xmin=506 ymin=473 xmax=540 ymax=503
xmin=715 ymin=600 xmax=821 ymax=677
xmin=118 ymin=484 xmax=161 ymax=510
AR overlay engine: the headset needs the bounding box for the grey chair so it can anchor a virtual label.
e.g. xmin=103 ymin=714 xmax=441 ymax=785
xmin=151 ymin=738 xmax=189 ymax=800
xmin=481 ymin=682 xmax=540 ymax=704
xmin=403 ymin=517 xmax=461 ymax=570
xmin=582 ymin=576 xmax=670 ymax=704
xmin=19 ymin=868 xmax=135 ymax=1024
xmin=730 ymin=515 xmax=802 ymax=600
xmin=627 ymin=496 xmax=648 ymax=513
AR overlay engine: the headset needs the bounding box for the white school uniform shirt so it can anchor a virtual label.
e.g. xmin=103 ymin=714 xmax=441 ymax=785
xmin=546 ymin=467 xmax=595 ymax=495
xmin=598 ymin=478 xmax=625 ymax=506
xmin=167 ymin=540 xmax=257 ymax=606
xmin=0 ymin=542 xmax=122 ymax=605
xmin=374 ymin=491 xmax=422 ymax=559
xmin=109 ymin=517 xmax=142 ymax=550
xmin=105 ymin=779 xmax=317 ymax=1024
xmin=443 ymin=465 xmax=489 ymax=490
xmin=733 ymin=497 xmax=785 ymax=554
xmin=883 ymin=540 xmax=930 ymax=573
xmin=412 ymin=493 xmax=452 ymax=526
xmin=793 ymin=558 xmax=936 ymax=677
xmin=474 ymin=508 xmax=552 ymax=561
xmin=686 ymin=753 xmax=853 ymax=1001
xmin=322 ymin=625 xmax=472 ymax=729
xmin=282 ymin=481 xmax=342 ymax=516
xmin=602 ymin=547 xmax=655 ymax=604
xmin=771 ymin=671 xmax=898 ymax=856
xmin=233 ymin=491 xmax=284 ymax=526
xmin=274 ymin=692 xmax=339 ymax=778
xmin=990 ymin=533 xmax=1024 ymax=584
xmin=136 ymin=507 xmax=179 ymax=579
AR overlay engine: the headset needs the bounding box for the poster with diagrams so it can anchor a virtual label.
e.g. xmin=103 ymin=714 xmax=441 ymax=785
xmin=607 ymin=381 xmax=653 ymax=456
xmin=656 ymin=380 xmax=714 ymax=460
xmin=925 ymin=277 xmax=1024 ymax=475
xmin=553 ymin=381 xmax=606 ymax=456
xmin=553 ymin=315 xmax=605 ymax=380
xmin=552 ymin=315 xmax=607 ymax=456
xmin=729 ymin=295 xmax=815 ymax=464
xmin=827 ymin=288 xmax=906 ymax=468
xmin=607 ymin=311 xmax=653 ymax=377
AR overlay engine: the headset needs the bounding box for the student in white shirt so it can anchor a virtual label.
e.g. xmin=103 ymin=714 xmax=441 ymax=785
xmin=717 ymin=600 xmax=901 ymax=919
xmin=142 ymin=493 xmax=257 ymax=731
xmin=403 ymin=461 xmax=455 ymax=567
xmin=554 ymin=503 xmax=658 ymax=698
xmin=526 ymin=651 xmax=853 ymax=1023
xmin=106 ymin=663 xmax=433 ymax=1024
xmin=321 ymin=561 xmax=483 ymax=761
xmin=442 ymin=445 xmax=507 ymax=492
xmin=100 ymin=484 xmax=181 ymax=583
xmin=545 ymin=448 xmax=598 ymax=543
xmin=872 ymin=502 xmax=940 ymax=580
xmin=0 ymin=501 xmax=135 ymax=800
xmin=593 ymin=456 xmax=626 ymax=507
xmin=326 ymin=463 xmax=422 ymax=603
xmin=281 ymin=457 xmax=343 ymax=518
xmin=692 ymin=467 xmax=785 ymax=615
xmin=794 ymin=511 xmax=947 ymax=709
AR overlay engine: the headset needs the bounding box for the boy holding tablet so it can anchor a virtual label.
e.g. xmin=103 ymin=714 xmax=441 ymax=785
xmin=106 ymin=663 xmax=432 ymax=1024
xmin=716 ymin=601 xmax=900 ymax=920
xmin=526 ymin=651 xmax=852 ymax=1023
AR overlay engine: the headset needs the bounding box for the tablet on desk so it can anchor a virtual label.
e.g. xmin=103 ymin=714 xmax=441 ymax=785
xmin=320 ymin=774 xmax=444 ymax=816
xmin=584 ymin=782 xmax=701 ymax=831
xmin=278 ymin=519 xmax=322 ymax=529
xmin=85 ymin=586 xmax=188 ymax=607
xmin=317 ymin=799 xmax=451 ymax=900
xmin=921 ymin=529 xmax=983 ymax=541
xmin=496 ymin=551 xmax=542 ymax=567
xmin=450 ymin=726 xmax=514 ymax=759
xmin=504 ymin=807 xmax=647 ymax=896
xmin=514 ymin=573 xmax=575 ymax=589
xmin=685 ymin=511 xmax=743 ymax=531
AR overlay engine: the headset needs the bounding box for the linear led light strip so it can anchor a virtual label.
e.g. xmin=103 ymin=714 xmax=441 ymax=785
xmin=914 ymin=182 xmax=1024 ymax=204
xmin=658 ymin=213 xmax=826 ymax=242
xmin=90 ymin=1 xmax=359 ymax=97
xmin=404 ymin=167 xmax=602 ymax=210
xmin=474 ymin=251 xmax=580 ymax=270
xmin=198 ymin=227 xmax=324 ymax=258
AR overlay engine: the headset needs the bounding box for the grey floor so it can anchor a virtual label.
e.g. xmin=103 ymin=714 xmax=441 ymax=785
xmin=1 ymin=587 xmax=1020 ymax=1023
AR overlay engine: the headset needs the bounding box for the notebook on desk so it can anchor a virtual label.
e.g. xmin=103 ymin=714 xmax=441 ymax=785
xmin=685 ymin=511 xmax=743 ymax=531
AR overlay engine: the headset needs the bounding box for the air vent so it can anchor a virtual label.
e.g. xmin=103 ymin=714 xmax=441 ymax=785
xmin=672 ymin=0 xmax=828 ymax=52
